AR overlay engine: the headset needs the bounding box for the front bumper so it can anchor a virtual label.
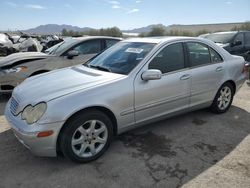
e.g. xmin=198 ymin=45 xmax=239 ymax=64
xmin=4 ymin=100 xmax=65 ymax=157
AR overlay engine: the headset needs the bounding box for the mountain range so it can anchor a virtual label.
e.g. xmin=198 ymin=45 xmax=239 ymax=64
xmin=21 ymin=22 xmax=245 ymax=35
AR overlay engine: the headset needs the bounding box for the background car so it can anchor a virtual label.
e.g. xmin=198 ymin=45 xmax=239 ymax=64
xmin=201 ymin=31 xmax=250 ymax=62
xmin=5 ymin=37 xmax=247 ymax=163
xmin=0 ymin=36 xmax=121 ymax=92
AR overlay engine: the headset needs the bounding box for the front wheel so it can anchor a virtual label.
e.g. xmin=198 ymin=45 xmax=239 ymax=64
xmin=210 ymin=82 xmax=234 ymax=114
xmin=59 ymin=110 xmax=113 ymax=163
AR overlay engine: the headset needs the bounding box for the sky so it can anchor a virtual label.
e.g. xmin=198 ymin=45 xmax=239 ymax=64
xmin=0 ymin=0 xmax=249 ymax=30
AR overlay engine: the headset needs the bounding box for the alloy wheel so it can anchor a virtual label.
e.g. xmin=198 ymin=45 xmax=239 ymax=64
xmin=217 ymin=86 xmax=232 ymax=110
xmin=71 ymin=120 xmax=108 ymax=158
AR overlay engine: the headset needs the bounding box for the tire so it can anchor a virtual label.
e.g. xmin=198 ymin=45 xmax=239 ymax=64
xmin=59 ymin=110 xmax=113 ymax=163
xmin=210 ymin=82 xmax=234 ymax=114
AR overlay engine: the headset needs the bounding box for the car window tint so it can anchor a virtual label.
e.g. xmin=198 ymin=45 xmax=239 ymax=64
xmin=187 ymin=42 xmax=211 ymax=67
xmin=210 ymin=48 xmax=223 ymax=63
xmin=148 ymin=43 xmax=185 ymax=73
xmin=234 ymin=33 xmax=244 ymax=44
xmin=73 ymin=40 xmax=101 ymax=55
xmin=106 ymin=39 xmax=119 ymax=48
xmin=245 ymin=33 xmax=250 ymax=45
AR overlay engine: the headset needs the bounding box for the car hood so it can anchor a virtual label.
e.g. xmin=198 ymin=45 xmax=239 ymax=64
xmin=0 ymin=52 xmax=49 ymax=67
xmin=12 ymin=65 xmax=125 ymax=107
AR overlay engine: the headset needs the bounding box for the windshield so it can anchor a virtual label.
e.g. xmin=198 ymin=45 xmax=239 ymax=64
xmin=204 ymin=32 xmax=236 ymax=44
xmin=46 ymin=38 xmax=77 ymax=55
xmin=86 ymin=42 xmax=156 ymax=75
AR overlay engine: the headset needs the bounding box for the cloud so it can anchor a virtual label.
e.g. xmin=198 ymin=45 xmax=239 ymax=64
xmin=135 ymin=0 xmax=142 ymax=3
xmin=226 ymin=1 xmax=232 ymax=5
xmin=5 ymin=2 xmax=18 ymax=7
xmin=112 ymin=5 xmax=121 ymax=9
xmin=25 ymin=4 xmax=46 ymax=10
xmin=127 ymin=8 xmax=139 ymax=14
xmin=108 ymin=0 xmax=120 ymax=4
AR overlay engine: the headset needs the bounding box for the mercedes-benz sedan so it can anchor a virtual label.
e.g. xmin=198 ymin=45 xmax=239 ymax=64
xmin=5 ymin=37 xmax=247 ymax=163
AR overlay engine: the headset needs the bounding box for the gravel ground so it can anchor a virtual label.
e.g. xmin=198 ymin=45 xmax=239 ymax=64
xmin=0 ymin=82 xmax=250 ymax=188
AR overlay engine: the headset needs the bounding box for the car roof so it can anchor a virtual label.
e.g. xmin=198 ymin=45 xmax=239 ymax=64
xmin=210 ymin=30 xmax=250 ymax=34
xmin=71 ymin=36 xmax=122 ymax=41
xmin=123 ymin=36 xmax=200 ymax=44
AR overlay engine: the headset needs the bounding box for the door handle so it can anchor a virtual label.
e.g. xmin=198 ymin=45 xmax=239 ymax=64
xmin=216 ymin=66 xmax=223 ymax=72
xmin=180 ymin=74 xmax=191 ymax=80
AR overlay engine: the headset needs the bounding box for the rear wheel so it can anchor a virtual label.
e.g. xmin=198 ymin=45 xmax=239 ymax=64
xmin=60 ymin=110 xmax=113 ymax=163
xmin=210 ymin=82 xmax=234 ymax=114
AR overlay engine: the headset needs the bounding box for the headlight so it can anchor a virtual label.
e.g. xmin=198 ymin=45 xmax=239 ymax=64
xmin=4 ymin=66 xmax=27 ymax=74
xmin=21 ymin=102 xmax=47 ymax=125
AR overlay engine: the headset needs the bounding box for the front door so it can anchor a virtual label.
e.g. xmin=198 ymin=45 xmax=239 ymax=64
xmin=61 ymin=39 xmax=102 ymax=67
xmin=134 ymin=42 xmax=191 ymax=124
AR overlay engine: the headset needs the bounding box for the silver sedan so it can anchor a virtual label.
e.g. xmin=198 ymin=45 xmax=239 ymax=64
xmin=5 ymin=37 xmax=247 ymax=163
xmin=0 ymin=36 xmax=121 ymax=92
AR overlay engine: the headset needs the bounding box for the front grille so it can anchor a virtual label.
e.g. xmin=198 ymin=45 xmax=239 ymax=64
xmin=10 ymin=97 xmax=19 ymax=115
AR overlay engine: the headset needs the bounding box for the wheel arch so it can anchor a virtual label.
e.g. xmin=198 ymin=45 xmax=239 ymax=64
xmin=29 ymin=70 xmax=49 ymax=77
xmin=223 ymin=80 xmax=236 ymax=95
xmin=56 ymin=106 xmax=118 ymax=155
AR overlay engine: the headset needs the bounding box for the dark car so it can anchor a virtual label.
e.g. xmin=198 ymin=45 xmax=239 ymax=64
xmin=201 ymin=31 xmax=250 ymax=62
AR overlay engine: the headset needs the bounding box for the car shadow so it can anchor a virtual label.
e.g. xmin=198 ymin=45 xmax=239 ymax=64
xmin=0 ymin=93 xmax=11 ymax=115
xmin=0 ymin=105 xmax=250 ymax=187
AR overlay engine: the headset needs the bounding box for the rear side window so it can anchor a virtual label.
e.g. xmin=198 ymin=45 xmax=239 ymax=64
xmin=149 ymin=43 xmax=185 ymax=74
xmin=210 ymin=48 xmax=223 ymax=63
xmin=186 ymin=42 xmax=211 ymax=67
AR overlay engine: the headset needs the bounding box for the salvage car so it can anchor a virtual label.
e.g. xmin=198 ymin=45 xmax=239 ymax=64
xmin=5 ymin=37 xmax=247 ymax=163
xmin=0 ymin=36 xmax=121 ymax=92
xmin=201 ymin=31 xmax=250 ymax=62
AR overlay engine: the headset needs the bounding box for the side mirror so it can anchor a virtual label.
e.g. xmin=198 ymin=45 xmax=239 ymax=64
xmin=141 ymin=69 xmax=162 ymax=81
xmin=231 ymin=40 xmax=242 ymax=47
xmin=67 ymin=50 xmax=79 ymax=59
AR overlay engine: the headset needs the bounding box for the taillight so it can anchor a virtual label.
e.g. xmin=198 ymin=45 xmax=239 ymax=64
xmin=242 ymin=62 xmax=249 ymax=74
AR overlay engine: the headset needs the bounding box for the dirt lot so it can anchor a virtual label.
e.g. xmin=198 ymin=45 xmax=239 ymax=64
xmin=0 ymin=82 xmax=250 ymax=188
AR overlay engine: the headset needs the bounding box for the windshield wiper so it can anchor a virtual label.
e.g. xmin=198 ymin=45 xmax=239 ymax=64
xmin=88 ymin=65 xmax=112 ymax=73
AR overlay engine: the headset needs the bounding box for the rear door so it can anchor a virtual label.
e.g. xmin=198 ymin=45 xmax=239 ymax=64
xmin=185 ymin=42 xmax=224 ymax=108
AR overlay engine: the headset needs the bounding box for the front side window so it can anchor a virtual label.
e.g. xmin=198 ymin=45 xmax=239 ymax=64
xmin=149 ymin=43 xmax=185 ymax=74
xmin=73 ymin=40 xmax=101 ymax=55
xmin=105 ymin=39 xmax=119 ymax=48
xmin=47 ymin=38 xmax=76 ymax=55
xmin=204 ymin=32 xmax=236 ymax=44
xmin=187 ymin=42 xmax=211 ymax=67
xmin=234 ymin=33 xmax=244 ymax=45
xmin=86 ymin=42 xmax=156 ymax=75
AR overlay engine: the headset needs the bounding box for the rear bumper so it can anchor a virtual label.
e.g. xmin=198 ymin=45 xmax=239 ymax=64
xmin=4 ymin=100 xmax=65 ymax=157
xmin=235 ymin=74 xmax=246 ymax=93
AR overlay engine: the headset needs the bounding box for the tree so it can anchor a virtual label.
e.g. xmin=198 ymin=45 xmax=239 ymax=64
xmin=61 ymin=28 xmax=68 ymax=36
xmin=148 ymin=26 xmax=166 ymax=36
